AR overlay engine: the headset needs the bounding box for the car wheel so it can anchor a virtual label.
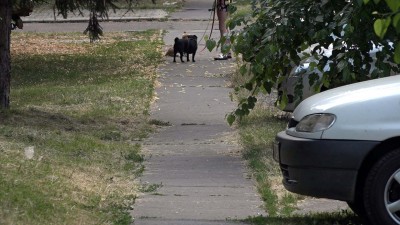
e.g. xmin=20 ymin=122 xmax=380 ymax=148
xmin=364 ymin=149 xmax=400 ymax=225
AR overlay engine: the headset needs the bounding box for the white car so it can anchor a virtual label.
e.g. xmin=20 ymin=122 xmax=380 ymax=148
xmin=278 ymin=61 xmax=325 ymax=112
xmin=274 ymin=75 xmax=400 ymax=225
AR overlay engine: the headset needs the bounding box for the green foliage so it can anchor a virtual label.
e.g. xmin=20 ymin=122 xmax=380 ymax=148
xmin=366 ymin=0 xmax=400 ymax=63
xmin=374 ymin=18 xmax=391 ymax=39
xmin=207 ymin=0 xmax=399 ymax=121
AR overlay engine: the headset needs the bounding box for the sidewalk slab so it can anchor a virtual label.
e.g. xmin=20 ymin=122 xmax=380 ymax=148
xmin=169 ymin=0 xmax=215 ymax=21
xmin=142 ymin=125 xmax=232 ymax=145
xmin=134 ymin=153 xmax=262 ymax=220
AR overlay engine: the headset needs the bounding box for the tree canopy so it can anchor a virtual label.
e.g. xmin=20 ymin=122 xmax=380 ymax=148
xmin=206 ymin=0 xmax=400 ymax=124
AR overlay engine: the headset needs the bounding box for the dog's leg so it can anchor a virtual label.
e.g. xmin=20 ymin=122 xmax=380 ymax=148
xmin=173 ymin=50 xmax=177 ymax=62
xmin=192 ymin=52 xmax=196 ymax=62
xmin=187 ymin=53 xmax=190 ymax=62
xmin=180 ymin=51 xmax=184 ymax=62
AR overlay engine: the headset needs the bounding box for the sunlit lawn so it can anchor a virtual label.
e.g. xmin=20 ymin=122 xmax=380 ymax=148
xmin=0 ymin=31 xmax=162 ymax=225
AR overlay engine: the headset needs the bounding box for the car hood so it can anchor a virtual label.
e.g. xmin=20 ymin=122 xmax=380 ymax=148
xmin=293 ymin=75 xmax=400 ymax=141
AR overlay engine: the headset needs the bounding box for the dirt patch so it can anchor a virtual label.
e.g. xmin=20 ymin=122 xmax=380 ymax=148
xmin=11 ymin=33 xmax=90 ymax=55
xmin=294 ymin=198 xmax=349 ymax=215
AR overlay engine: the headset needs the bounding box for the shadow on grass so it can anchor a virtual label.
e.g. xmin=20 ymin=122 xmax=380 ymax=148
xmin=246 ymin=211 xmax=367 ymax=225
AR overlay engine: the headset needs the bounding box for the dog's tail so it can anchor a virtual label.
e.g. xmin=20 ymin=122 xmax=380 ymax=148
xmin=174 ymin=37 xmax=179 ymax=43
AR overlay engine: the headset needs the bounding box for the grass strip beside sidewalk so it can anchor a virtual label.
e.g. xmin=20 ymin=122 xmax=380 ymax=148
xmin=0 ymin=31 xmax=162 ymax=225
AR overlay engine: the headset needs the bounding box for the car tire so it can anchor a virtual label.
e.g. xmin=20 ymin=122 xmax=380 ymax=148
xmin=347 ymin=199 xmax=373 ymax=225
xmin=347 ymin=200 xmax=366 ymax=217
xmin=364 ymin=148 xmax=400 ymax=225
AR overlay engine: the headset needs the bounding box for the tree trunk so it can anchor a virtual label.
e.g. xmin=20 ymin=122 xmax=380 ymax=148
xmin=0 ymin=0 xmax=12 ymax=109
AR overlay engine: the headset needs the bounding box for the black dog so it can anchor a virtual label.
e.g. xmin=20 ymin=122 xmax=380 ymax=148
xmin=173 ymin=35 xmax=198 ymax=63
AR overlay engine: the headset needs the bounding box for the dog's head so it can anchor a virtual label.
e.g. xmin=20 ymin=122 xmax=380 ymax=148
xmin=182 ymin=32 xmax=197 ymax=41
xmin=186 ymin=35 xmax=197 ymax=40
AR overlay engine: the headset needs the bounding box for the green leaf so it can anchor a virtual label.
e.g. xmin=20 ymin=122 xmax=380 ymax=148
xmin=394 ymin=42 xmax=400 ymax=64
xmin=239 ymin=65 xmax=248 ymax=75
xmin=244 ymin=82 xmax=253 ymax=91
xmin=206 ymin=39 xmax=217 ymax=52
xmin=309 ymin=61 xmax=317 ymax=70
xmin=300 ymin=42 xmax=309 ymax=51
xmin=257 ymin=63 xmax=265 ymax=73
xmin=263 ymin=81 xmax=273 ymax=94
xmin=309 ymin=73 xmax=320 ymax=86
xmin=343 ymin=66 xmax=351 ymax=82
xmin=241 ymin=103 xmax=249 ymax=111
xmin=228 ymin=21 xmax=236 ymax=31
xmin=385 ymin=0 xmax=400 ymax=12
xmin=227 ymin=114 xmax=236 ymax=126
xmin=247 ymin=96 xmax=257 ymax=109
xmin=235 ymin=108 xmax=245 ymax=117
xmin=374 ymin=18 xmax=391 ymax=39
xmin=277 ymin=93 xmax=288 ymax=110
xmin=363 ymin=0 xmax=370 ymax=5
xmin=221 ymin=43 xmax=231 ymax=54
xmin=344 ymin=24 xmax=355 ymax=34
xmin=321 ymin=74 xmax=330 ymax=88
xmin=228 ymin=4 xmax=237 ymax=14
xmin=392 ymin=13 xmax=400 ymax=33
xmin=373 ymin=0 xmax=380 ymax=4
xmin=337 ymin=60 xmax=346 ymax=71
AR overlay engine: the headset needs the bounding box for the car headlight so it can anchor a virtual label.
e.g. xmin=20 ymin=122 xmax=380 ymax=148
xmin=295 ymin=113 xmax=336 ymax=133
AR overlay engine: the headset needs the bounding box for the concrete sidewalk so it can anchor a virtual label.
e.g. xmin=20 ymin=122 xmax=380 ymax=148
xmin=130 ymin=0 xmax=266 ymax=225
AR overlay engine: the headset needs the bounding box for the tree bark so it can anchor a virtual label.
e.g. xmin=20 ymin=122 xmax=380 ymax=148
xmin=0 ymin=0 xmax=12 ymax=109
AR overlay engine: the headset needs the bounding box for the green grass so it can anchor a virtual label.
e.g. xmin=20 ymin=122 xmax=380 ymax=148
xmin=0 ymin=31 xmax=162 ymax=225
xmin=230 ymin=1 xmax=252 ymax=22
xmin=238 ymin=105 xmax=296 ymax=216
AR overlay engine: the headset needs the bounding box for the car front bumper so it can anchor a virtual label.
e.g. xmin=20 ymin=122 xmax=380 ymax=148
xmin=274 ymin=131 xmax=379 ymax=201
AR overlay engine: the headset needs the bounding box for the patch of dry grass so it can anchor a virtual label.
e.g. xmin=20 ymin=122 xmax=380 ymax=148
xmin=237 ymin=101 xmax=300 ymax=216
xmin=11 ymin=33 xmax=91 ymax=55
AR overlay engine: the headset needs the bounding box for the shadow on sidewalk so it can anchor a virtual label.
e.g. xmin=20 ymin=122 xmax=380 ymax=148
xmin=246 ymin=212 xmax=365 ymax=225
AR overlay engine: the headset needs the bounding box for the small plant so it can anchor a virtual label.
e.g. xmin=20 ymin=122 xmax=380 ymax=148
xmin=148 ymin=119 xmax=171 ymax=126
xmin=140 ymin=183 xmax=163 ymax=193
